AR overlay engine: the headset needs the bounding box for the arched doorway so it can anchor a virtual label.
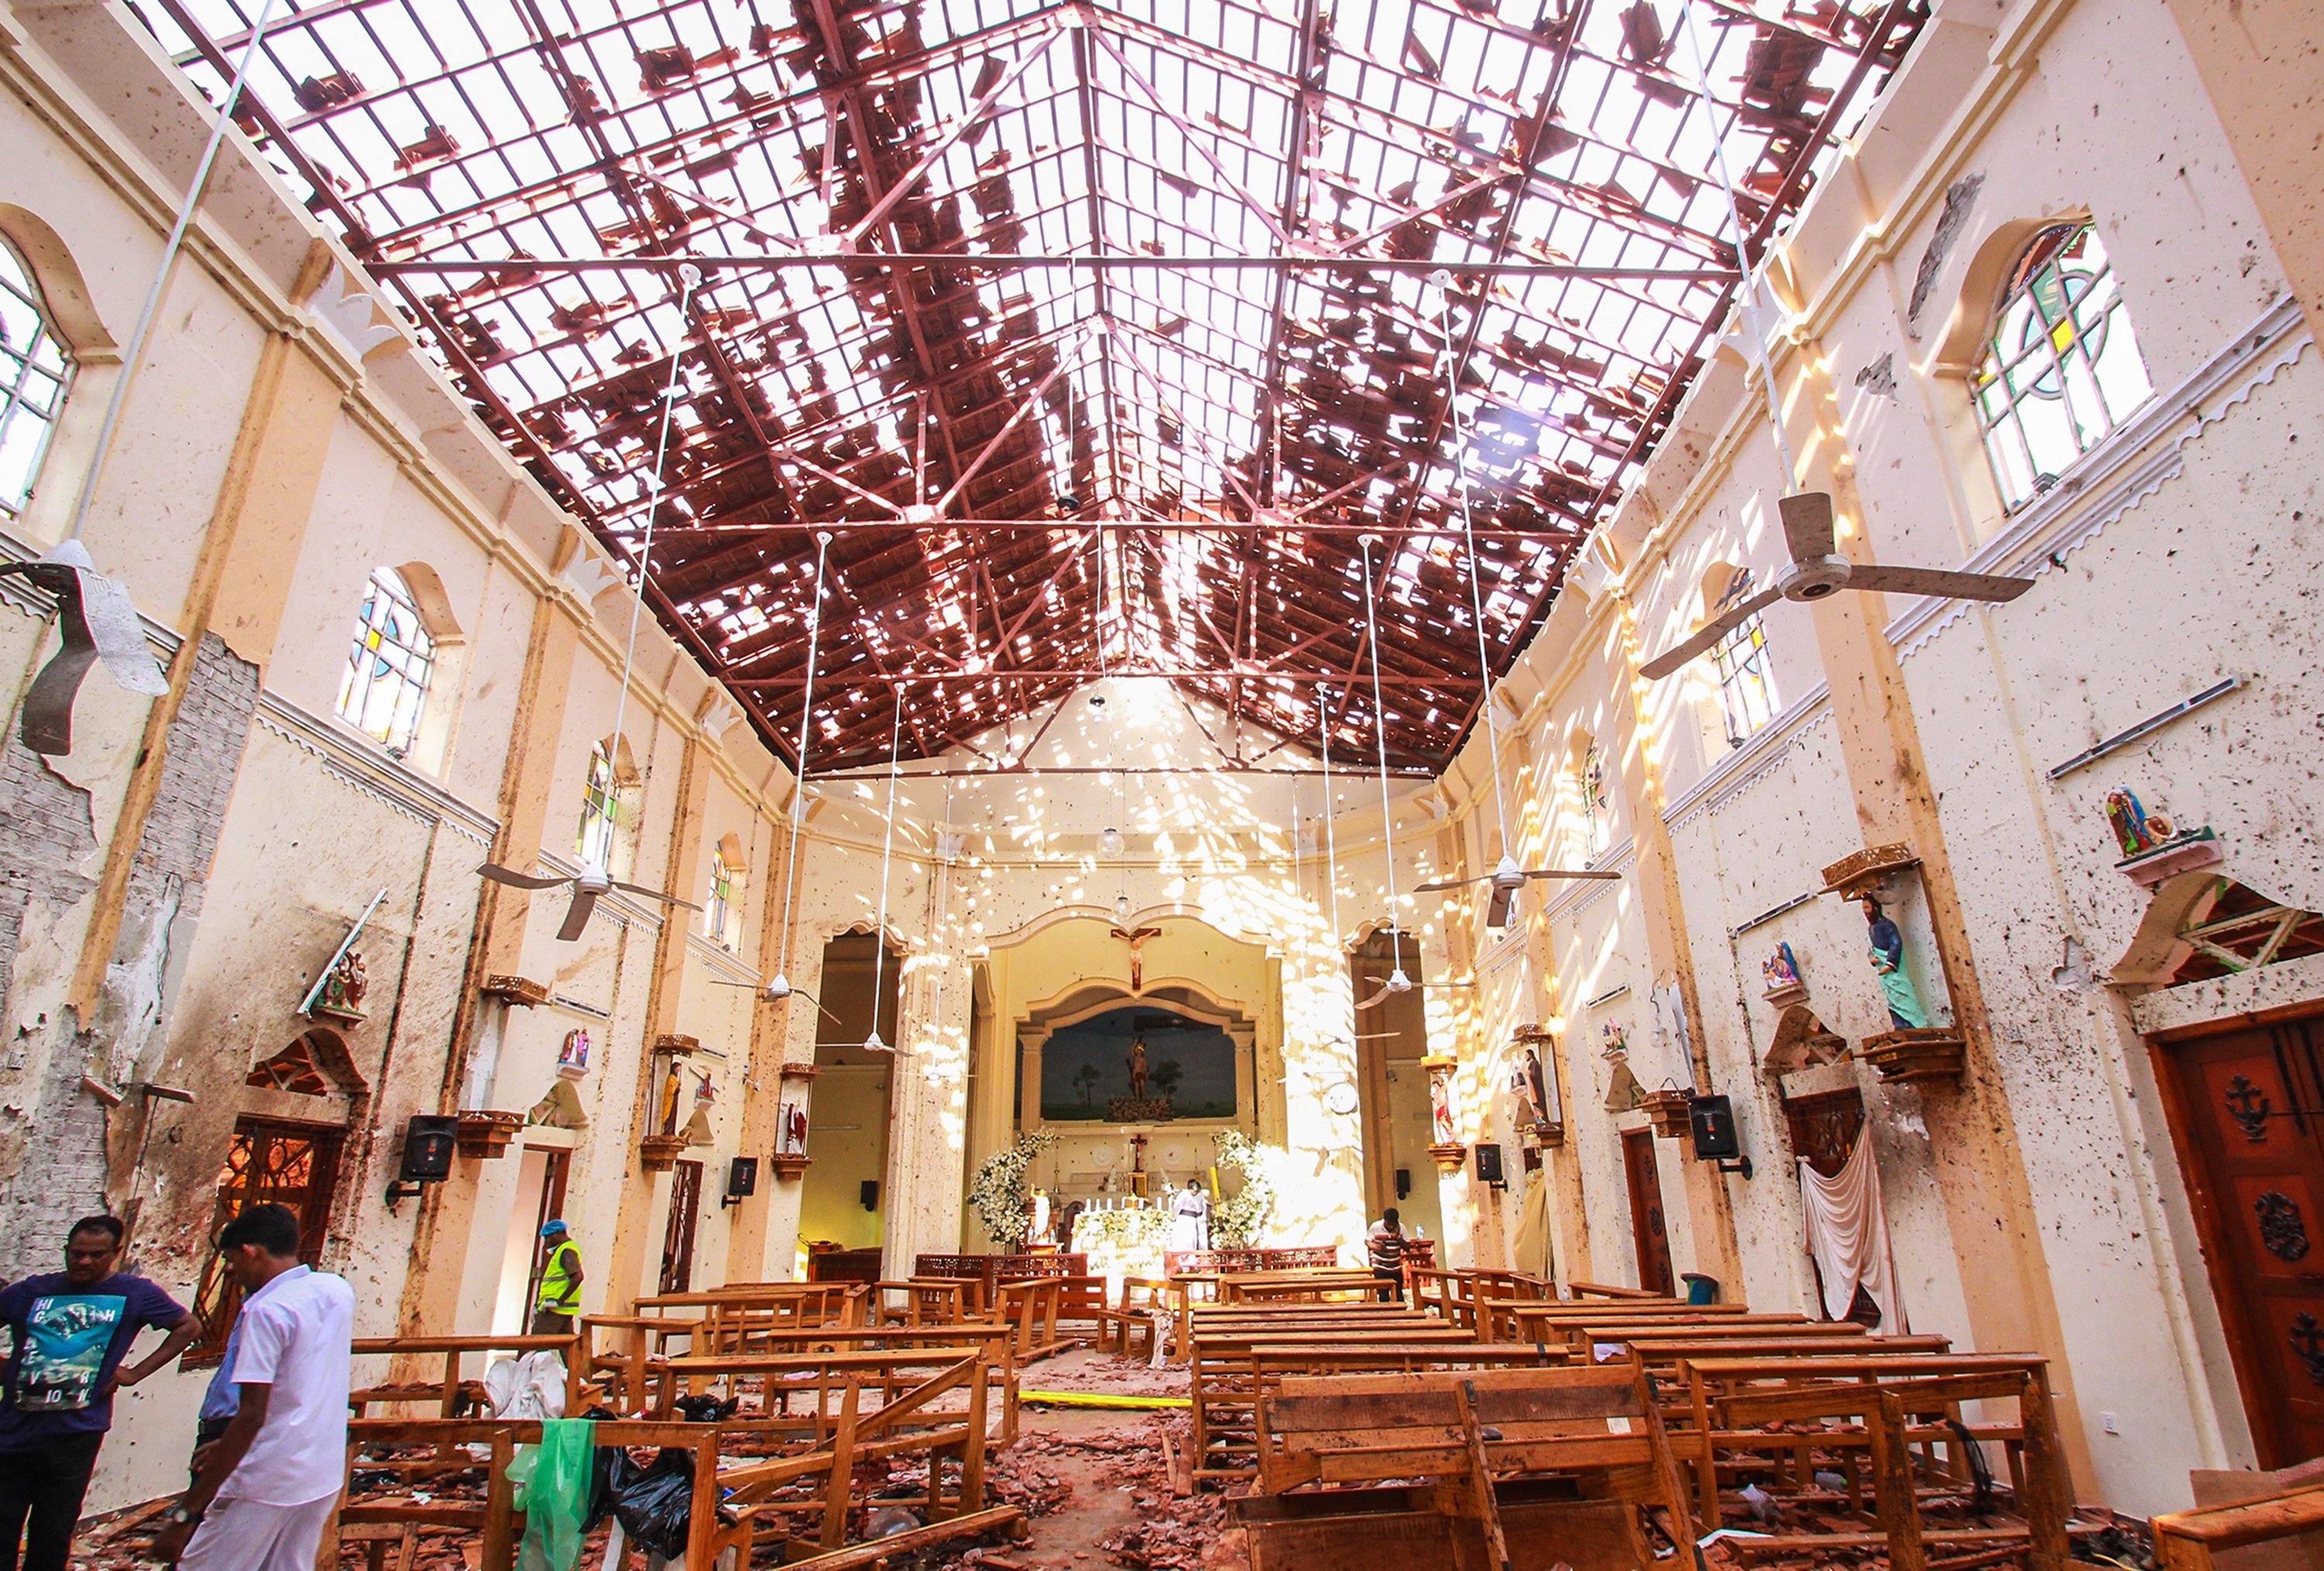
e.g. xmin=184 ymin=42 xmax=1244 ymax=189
xmin=1349 ymin=930 xmax=1441 ymax=1244
xmin=798 ymin=930 xmax=899 ymax=1277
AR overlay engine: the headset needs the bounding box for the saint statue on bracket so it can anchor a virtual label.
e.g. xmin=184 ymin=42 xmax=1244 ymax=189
xmin=1861 ymin=896 xmax=1928 ymax=1030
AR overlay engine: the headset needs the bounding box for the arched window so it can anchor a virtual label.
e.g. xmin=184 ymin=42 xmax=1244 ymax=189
xmin=1972 ymin=222 xmax=2151 ymax=510
xmin=334 ymin=566 xmax=436 ymax=756
xmin=0 ymin=238 xmax=75 ymax=517
xmin=577 ymin=741 xmax=620 ymax=868
xmin=1580 ymin=739 xmax=1611 ymax=858
xmin=1708 ymin=567 xmax=1779 ymax=747
xmin=706 ymin=834 xmax=743 ymax=947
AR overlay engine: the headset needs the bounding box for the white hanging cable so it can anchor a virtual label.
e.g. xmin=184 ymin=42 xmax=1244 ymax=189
xmin=603 ymin=263 xmax=702 ymax=791
xmin=863 ymin=681 xmax=906 ymax=1053
xmin=770 ymin=531 xmax=834 ymax=992
xmin=1676 ymin=1 xmax=1796 ymax=490
xmin=1316 ymin=684 xmax=1346 ymax=957
xmin=1356 ymin=536 xmax=1409 ymax=987
xmin=1433 ymin=277 xmax=1514 ymax=862
xmin=65 ymin=0 xmax=286 ymax=542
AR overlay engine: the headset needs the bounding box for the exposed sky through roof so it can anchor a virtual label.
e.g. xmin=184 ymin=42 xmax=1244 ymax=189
xmin=142 ymin=0 xmax=1921 ymax=772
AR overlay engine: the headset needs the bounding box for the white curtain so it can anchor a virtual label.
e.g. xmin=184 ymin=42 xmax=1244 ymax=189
xmin=1797 ymin=1132 xmax=1904 ymax=1326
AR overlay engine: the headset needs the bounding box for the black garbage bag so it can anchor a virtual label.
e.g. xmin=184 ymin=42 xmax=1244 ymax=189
xmin=604 ymin=1446 xmax=694 ymax=1558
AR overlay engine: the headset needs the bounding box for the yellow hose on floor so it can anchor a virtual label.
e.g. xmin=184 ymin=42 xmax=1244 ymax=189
xmin=1019 ymin=1390 xmax=1191 ymax=1409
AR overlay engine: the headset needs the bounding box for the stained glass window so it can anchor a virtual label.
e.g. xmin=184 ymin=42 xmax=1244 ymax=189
xmin=1710 ymin=568 xmax=1779 ymax=748
xmin=1582 ymin=741 xmax=1611 ymax=858
xmin=1972 ymin=224 xmax=2152 ymax=510
xmin=706 ymin=845 xmax=735 ymax=946
xmin=577 ymin=741 xmax=619 ymax=867
xmin=184 ymin=1119 xmax=341 ymax=1363
xmin=0 ymin=239 xmax=74 ymax=517
xmin=334 ymin=566 xmax=435 ymax=755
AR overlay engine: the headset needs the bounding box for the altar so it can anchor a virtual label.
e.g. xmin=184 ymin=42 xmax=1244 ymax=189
xmin=1069 ymin=1199 xmax=1172 ymax=1288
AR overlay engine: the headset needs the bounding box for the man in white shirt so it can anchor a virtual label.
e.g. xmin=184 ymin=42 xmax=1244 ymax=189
xmin=147 ymin=1204 xmax=353 ymax=1569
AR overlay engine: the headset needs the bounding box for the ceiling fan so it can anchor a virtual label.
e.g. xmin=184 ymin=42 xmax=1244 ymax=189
xmin=1417 ymin=854 xmax=1619 ymax=927
xmin=476 ymin=861 xmax=699 ymax=942
xmin=1639 ymin=492 xmax=2035 ymax=679
xmin=707 ymin=972 xmax=841 ymax=1023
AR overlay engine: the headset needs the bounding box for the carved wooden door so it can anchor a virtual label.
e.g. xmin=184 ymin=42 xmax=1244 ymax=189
xmin=2159 ymin=1018 xmax=2324 ymax=1466
xmin=660 ymin=1160 xmax=703 ymax=1296
xmin=1622 ymin=1129 xmax=1676 ymax=1296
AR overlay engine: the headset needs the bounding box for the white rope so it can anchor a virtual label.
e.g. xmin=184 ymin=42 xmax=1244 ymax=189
xmin=1356 ymin=537 xmax=1404 ymax=948
xmin=67 ymin=0 xmax=287 ymax=540
xmin=1316 ymin=684 xmax=1344 ymax=952
xmin=865 ymin=680 xmax=906 ymax=1048
xmin=603 ymin=263 xmax=701 ymax=787
xmin=1436 ymin=282 xmax=1513 ymax=859
xmin=1676 ymin=1 xmax=1797 ymax=490
xmin=774 ymin=532 xmax=834 ymax=981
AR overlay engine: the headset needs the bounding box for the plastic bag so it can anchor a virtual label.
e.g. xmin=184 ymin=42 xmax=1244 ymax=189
xmin=511 ymin=1418 xmax=595 ymax=1571
xmin=607 ymin=1446 xmax=694 ymax=1558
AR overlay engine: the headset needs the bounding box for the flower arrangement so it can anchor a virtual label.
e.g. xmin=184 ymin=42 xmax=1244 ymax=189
xmin=966 ymin=1129 xmax=1058 ymax=1249
xmin=1211 ymin=1129 xmax=1277 ymax=1247
xmin=1081 ymin=1206 xmax=1170 ymax=1250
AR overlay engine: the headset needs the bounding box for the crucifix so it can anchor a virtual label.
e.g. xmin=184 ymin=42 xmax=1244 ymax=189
xmin=1128 ymin=1132 xmax=1150 ymax=1198
xmin=1110 ymin=923 xmax=1163 ymax=992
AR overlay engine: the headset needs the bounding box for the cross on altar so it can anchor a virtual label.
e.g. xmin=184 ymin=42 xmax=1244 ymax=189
xmin=1109 ymin=923 xmax=1164 ymax=992
xmin=1128 ymin=1132 xmax=1150 ymax=1198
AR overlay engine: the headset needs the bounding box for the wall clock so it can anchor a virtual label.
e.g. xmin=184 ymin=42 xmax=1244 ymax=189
xmin=1323 ymin=1081 xmax=1360 ymax=1116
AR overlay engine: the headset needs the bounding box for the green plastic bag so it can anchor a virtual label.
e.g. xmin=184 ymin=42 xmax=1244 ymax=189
xmin=507 ymin=1417 xmax=596 ymax=1571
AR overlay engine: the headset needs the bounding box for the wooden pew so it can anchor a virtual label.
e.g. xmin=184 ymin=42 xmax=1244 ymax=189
xmin=1233 ymin=1363 xmax=1703 ymax=1571
xmin=866 ymin=1278 xmax=971 ymax=1326
xmin=657 ymin=1325 xmax=1022 ymax=1444
xmin=1683 ymin=1354 xmax=2074 ymax=1571
xmin=2153 ymin=1486 xmax=2324 ymax=1571
xmin=349 ymin=1333 xmax=585 ymax=1428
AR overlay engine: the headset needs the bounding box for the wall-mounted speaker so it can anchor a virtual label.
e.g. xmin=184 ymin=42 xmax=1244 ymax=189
xmin=1394 ymin=1167 xmax=1412 ymax=1201
xmin=724 ymin=1156 xmax=759 ymax=1207
xmin=860 ymin=1180 xmax=881 ymax=1212
xmin=1689 ymin=1095 xmax=1741 ymax=1160
xmin=1474 ymin=1143 xmax=1506 ymax=1187
xmin=387 ymin=1115 xmax=458 ymax=1204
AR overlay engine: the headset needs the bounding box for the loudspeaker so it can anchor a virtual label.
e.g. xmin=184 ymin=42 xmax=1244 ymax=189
xmin=387 ymin=1115 xmax=459 ymax=1204
xmin=400 ymin=1116 xmax=458 ymax=1181
xmin=724 ymin=1156 xmax=758 ymax=1207
xmin=1474 ymin=1143 xmax=1506 ymax=1187
xmin=860 ymin=1180 xmax=880 ymax=1212
xmin=1689 ymin=1095 xmax=1741 ymax=1160
xmin=1394 ymin=1167 xmax=1412 ymax=1200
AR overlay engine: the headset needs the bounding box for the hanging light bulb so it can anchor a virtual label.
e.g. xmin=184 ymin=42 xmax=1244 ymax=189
xmin=1102 ymin=826 xmax=1124 ymax=856
xmin=1114 ymin=891 xmax=1132 ymax=923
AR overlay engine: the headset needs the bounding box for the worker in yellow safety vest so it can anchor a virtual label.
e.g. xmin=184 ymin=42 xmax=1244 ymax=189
xmin=531 ymin=1219 xmax=585 ymax=1333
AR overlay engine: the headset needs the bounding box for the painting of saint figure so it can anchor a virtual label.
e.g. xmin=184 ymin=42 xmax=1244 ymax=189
xmin=1037 ymin=1006 xmax=1238 ymax=1122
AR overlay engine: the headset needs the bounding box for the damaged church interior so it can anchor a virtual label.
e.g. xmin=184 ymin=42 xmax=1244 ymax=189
xmin=0 ymin=0 xmax=2319 ymax=1561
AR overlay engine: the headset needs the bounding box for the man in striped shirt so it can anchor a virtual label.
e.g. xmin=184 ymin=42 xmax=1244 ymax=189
xmin=1366 ymin=1208 xmax=1406 ymax=1302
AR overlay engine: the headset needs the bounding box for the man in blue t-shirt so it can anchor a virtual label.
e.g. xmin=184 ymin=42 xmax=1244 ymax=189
xmin=0 ymin=1215 xmax=201 ymax=1571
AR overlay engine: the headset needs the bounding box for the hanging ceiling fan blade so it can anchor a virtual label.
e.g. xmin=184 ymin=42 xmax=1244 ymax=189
xmin=1638 ymin=584 xmax=1785 ymax=679
xmin=1779 ymin=491 xmax=1838 ymax=563
xmin=477 ymin=864 xmax=573 ymax=891
xmin=1414 ymin=874 xmax=1487 ymax=892
xmin=555 ymin=888 xmax=600 ymax=942
xmin=1353 ymin=980 xmax=1395 ymax=1011
xmin=1522 ymin=868 xmax=1622 ymax=882
xmin=612 ymin=880 xmax=703 ymax=911
xmin=1486 ymin=883 xmax=1513 ymax=927
xmin=1846 ymin=563 xmax=2036 ymax=603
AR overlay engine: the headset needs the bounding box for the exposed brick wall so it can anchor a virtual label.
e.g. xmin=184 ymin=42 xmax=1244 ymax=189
xmin=0 ymin=633 xmax=260 ymax=1277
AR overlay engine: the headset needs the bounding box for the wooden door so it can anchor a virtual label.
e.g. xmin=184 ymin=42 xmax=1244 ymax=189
xmin=2157 ymin=1017 xmax=2324 ymax=1466
xmin=187 ymin=1118 xmax=345 ymax=1362
xmin=660 ymin=1160 xmax=703 ymax=1295
xmin=1622 ymin=1129 xmax=1676 ymax=1296
xmin=520 ymin=1148 xmax=571 ymax=1318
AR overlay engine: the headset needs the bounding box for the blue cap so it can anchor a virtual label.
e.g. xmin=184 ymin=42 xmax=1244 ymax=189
xmin=539 ymin=1219 xmax=569 ymax=1236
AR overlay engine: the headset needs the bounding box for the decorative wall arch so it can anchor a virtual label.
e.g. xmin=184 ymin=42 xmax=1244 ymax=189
xmin=1930 ymin=210 xmax=2094 ymax=376
xmin=0 ymin=205 xmax=119 ymax=362
xmin=391 ymin=560 xmax=466 ymax=645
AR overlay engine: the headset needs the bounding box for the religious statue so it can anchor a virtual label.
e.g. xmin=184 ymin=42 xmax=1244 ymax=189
xmin=1429 ymin=1067 xmax=1457 ymax=1146
xmin=1127 ymin=1033 xmax=1150 ymax=1099
xmin=1600 ymin=1020 xmax=1629 ymax=1060
xmin=1109 ymin=923 xmax=1164 ymax=992
xmin=658 ymin=1057 xmax=686 ymax=1136
xmin=1508 ymin=1047 xmax=1549 ymax=1125
xmin=2105 ymin=786 xmax=2175 ymax=859
xmin=317 ymin=948 xmax=368 ymax=1019
xmin=556 ymin=1028 xmax=591 ymax=1078
xmin=693 ymin=1071 xmax=716 ymax=1107
xmin=1762 ymin=942 xmax=1803 ymax=994
xmin=1168 ymin=1177 xmax=1212 ymax=1251
xmin=1862 ymin=896 xmax=1929 ymax=1030
xmin=779 ymin=1101 xmax=809 ymax=1154
xmin=1029 ymin=1187 xmax=1051 ymax=1244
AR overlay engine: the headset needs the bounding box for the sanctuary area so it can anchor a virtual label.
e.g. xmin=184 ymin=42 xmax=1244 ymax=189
xmin=0 ymin=0 xmax=2320 ymax=1563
